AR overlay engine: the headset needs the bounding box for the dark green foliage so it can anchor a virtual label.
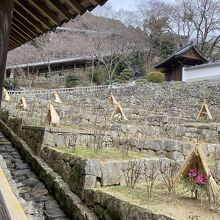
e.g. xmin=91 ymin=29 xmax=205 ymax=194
xmin=3 ymin=79 xmax=17 ymax=90
xmin=115 ymin=51 xmax=145 ymax=79
xmin=118 ymin=68 xmax=133 ymax=83
xmin=66 ymin=75 xmax=79 ymax=87
xmin=147 ymin=72 xmax=165 ymax=83
xmin=129 ymin=51 xmax=145 ymax=77
xmin=160 ymin=37 xmax=176 ymax=59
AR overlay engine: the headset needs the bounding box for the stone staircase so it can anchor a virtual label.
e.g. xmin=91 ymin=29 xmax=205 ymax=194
xmin=0 ymin=132 xmax=68 ymax=220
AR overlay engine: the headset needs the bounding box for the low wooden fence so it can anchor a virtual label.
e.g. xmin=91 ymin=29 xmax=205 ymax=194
xmin=8 ymin=83 xmax=135 ymax=96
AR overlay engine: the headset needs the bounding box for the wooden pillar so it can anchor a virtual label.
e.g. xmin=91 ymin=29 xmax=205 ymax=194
xmin=0 ymin=0 xmax=14 ymax=104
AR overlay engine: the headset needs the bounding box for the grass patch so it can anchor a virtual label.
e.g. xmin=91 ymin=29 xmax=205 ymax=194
xmin=54 ymin=147 xmax=156 ymax=161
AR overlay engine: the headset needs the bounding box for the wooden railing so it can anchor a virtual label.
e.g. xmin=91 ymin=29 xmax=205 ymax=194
xmin=8 ymin=83 xmax=135 ymax=96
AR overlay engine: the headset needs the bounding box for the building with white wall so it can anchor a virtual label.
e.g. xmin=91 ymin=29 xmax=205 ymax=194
xmin=183 ymin=61 xmax=220 ymax=81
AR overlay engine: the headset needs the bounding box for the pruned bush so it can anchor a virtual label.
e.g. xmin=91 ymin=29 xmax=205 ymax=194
xmin=143 ymin=162 xmax=159 ymax=197
xmin=147 ymin=72 xmax=165 ymax=83
xmin=158 ymin=157 xmax=178 ymax=194
xmin=122 ymin=160 xmax=143 ymax=188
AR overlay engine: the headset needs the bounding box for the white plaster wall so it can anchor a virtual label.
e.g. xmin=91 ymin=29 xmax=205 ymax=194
xmin=182 ymin=65 xmax=220 ymax=81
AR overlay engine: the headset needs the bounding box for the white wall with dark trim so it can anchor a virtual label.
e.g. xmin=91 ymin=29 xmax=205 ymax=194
xmin=183 ymin=62 xmax=220 ymax=81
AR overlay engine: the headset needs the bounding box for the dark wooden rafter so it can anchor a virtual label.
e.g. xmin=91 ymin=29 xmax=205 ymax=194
xmin=15 ymin=0 xmax=51 ymax=29
xmin=12 ymin=21 xmax=35 ymax=39
xmin=13 ymin=14 xmax=39 ymax=36
xmin=9 ymin=33 xmax=21 ymax=45
xmin=90 ymin=0 xmax=107 ymax=6
xmin=10 ymin=32 xmax=26 ymax=45
xmin=10 ymin=25 xmax=30 ymax=42
xmin=13 ymin=7 xmax=44 ymax=33
xmin=28 ymin=0 xmax=60 ymax=25
xmin=9 ymin=0 xmax=108 ymax=50
xmin=89 ymin=0 xmax=98 ymax=6
xmin=9 ymin=39 xmax=19 ymax=49
xmin=47 ymin=0 xmax=73 ymax=19
xmin=66 ymin=0 xmax=84 ymax=14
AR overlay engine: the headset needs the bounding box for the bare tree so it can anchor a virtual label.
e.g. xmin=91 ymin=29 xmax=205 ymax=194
xmin=175 ymin=0 xmax=220 ymax=59
xmin=136 ymin=0 xmax=173 ymax=71
xmin=89 ymin=32 xmax=132 ymax=82
xmin=31 ymin=34 xmax=52 ymax=77
xmin=15 ymin=66 xmax=36 ymax=89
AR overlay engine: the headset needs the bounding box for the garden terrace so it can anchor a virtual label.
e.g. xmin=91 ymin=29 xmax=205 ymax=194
xmin=2 ymin=81 xmax=220 ymax=169
xmin=1 ymin=80 xmax=220 ymax=219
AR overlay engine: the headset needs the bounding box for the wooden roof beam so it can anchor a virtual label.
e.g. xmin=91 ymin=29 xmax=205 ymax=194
xmin=10 ymin=26 xmax=30 ymax=42
xmin=9 ymin=39 xmax=19 ymax=48
xmin=46 ymin=0 xmax=72 ymax=20
xmin=89 ymin=0 xmax=99 ymax=6
xmin=91 ymin=0 xmax=107 ymax=5
xmin=14 ymin=6 xmax=44 ymax=33
xmin=12 ymin=15 xmax=39 ymax=36
xmin=12 ymin=20 xmax=35 ymax=39
xmin=15 ymin=0 xmax=50 ymax=29
xmin=29 ymin=0 xmax=60 ymax=25
xmin=9 ymin=34 xmax=21 ymax=45
xmin=10 ymin=32 xmax=26 ymax=45
xmin=66 ymin=0 xmax=84 ymax=14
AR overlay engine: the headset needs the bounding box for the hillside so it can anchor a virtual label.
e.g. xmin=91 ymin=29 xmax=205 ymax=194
xmin=7 ymin=13 xmax=142 ymax=65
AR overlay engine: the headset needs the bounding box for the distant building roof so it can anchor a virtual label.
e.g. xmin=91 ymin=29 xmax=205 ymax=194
xmin=185 ymin=60 xmax=220 ymax=70
xmin=9 ymin=0 xmax=108 ymax=50
xmin=6 ymin=56 xmax=95 ymax=71
xmin=154 ymin=43 xmax=208 ymax=69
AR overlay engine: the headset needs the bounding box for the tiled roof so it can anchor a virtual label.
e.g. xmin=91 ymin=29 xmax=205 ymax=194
xmin=154 ymin=43 xmax=208 ymax=69
xmin=6 ymin=56 xmax=95 ymax=70
xmin=185 ymin=60 xmax=220 ymax=70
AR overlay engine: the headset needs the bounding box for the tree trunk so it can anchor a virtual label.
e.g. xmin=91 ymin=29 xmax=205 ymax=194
xmin=0 ymin=0 xmax=14 ymax=105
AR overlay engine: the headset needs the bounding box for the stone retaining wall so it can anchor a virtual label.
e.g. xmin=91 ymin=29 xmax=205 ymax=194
xmin=5 ymin=80 xmax=220 ymax=125
xmin=2 ymin=110 xmax=220 ymax=163
xmin=39 ymin=146 xmax=174 ymax=197
xmin=84 ymin=189 xmax=174 ymax=220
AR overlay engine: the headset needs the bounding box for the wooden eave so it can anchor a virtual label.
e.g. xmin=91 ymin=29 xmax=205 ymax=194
xmin=154 ymin=44 xmax=208 ymax=70
xmin=8 ymin=0 xmax=108 ymax=51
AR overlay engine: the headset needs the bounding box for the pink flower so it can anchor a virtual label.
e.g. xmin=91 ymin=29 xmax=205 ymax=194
xmin=188 ymin=168 xmax=198 ymax=177
xmin=196 ymin=175 xmax=207 ymax=185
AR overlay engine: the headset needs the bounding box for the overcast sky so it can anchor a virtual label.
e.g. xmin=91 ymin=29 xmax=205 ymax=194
xmin=107 ymin=0 xmax=174 ymax=11
xmin=109 ymin=0 xmax=136 ymax=11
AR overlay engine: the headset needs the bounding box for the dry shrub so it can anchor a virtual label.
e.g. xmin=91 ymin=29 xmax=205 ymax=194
xmin=122 ymin=160 xmax=143 ymax=188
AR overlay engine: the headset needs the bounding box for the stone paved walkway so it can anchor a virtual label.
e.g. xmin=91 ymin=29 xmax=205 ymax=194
xmin=0 ymin=132 xmax=69 ymax=220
